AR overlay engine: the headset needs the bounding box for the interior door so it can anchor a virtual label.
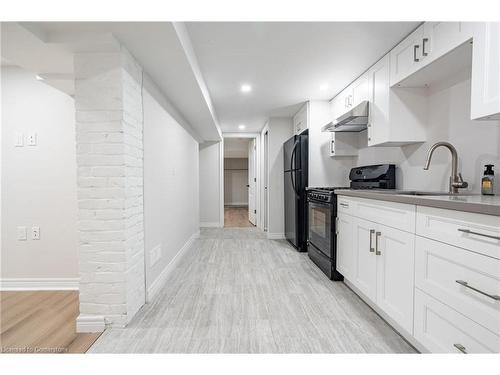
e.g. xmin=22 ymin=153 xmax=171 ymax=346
xmin=248 ymin=138 xmax=256 ymax=225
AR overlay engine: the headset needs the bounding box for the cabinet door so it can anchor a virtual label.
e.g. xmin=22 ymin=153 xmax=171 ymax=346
xmin=351 ymin=74 xmax=370 ymax=107
xmin=471 ymin=22 xmax=500 ymax=120
xmin=330 ymin=94 xmax=345 ymax=122
xmin=390 ymin=25 xmax=424 ymax=86
xmin=422 ymin=22 xmax=472 ymax=65
xmin=293 ymin=104 xmax=308 ymax=134
xmin=367 ymin=54 xmax=390 ymax=146
xmin=375 ymin=224 xmax=415 ymax=333
xmin=336 ymin=213 xmax=354 ymax=279
xmin=352 ymin=217 xmax=377 ymax=301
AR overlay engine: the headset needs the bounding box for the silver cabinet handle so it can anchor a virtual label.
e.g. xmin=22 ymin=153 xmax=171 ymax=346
xmin=335 ymin=217 xmax=339 ymax=235
xmin=369 ymin=229 xmax=375 ymax=253
xmin=457 ymin=228 xmax=500 ymax=241
xmin=456 ymin=280 xmax=500 ymax=301
xmin=339 ymin=202 xmax=349 ymax=208
xmin=348 ymin=95 xmax=353 ymax=106
xmin=375 ymin=231 xmax=382 ymax=255
xmin=422 ymin=38 xmax=429 ymax=56
xmin=413 ymin=44 xmax=420 ymax=62
xmin=453 ymin=343 xmax=467 ymax=354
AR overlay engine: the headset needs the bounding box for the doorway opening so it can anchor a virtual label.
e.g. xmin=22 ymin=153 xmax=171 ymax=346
xmin=223 ymin=137 xmax=257 ymax=228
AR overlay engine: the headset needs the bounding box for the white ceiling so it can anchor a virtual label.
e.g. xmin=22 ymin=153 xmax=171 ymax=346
xmin=1 ymin=22 xmax=222 ymax=141
xmin=186 ymin=22 xmax=420 ymax=133
xmin=224 ymin=138 xmax=250 ymax=158
xmin=2 ymin=22 xmax=421 ymax=140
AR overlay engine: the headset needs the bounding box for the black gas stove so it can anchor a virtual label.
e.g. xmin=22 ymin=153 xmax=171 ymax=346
xmin=306 ymin=164 xmax=395 ymax=280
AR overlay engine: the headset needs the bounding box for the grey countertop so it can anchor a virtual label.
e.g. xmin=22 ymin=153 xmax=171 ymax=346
xmin=334 ymin=189 xmax=500 ymax=217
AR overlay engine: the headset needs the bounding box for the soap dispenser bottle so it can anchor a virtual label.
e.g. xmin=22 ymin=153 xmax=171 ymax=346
xmin=481 ymin=164 xmax=494 ymax=195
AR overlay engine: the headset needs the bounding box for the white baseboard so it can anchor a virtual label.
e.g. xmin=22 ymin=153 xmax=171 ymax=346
xmin=147 ymin=231 xmax=198 ymax=302
xmin=224 ymin=203 xmax=248 ymax=207
xmin=76 ymin=314 xmax=105 ymax=333
xmin=200 ymin=221 xmax=222 ymax=228
xmin=267 ymin=233 xmax=285 ymax=240
xmin=0 ymin=278 xmax=79 ymax=291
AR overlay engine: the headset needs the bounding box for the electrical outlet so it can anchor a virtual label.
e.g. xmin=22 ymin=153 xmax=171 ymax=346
xmin=150 ymin=244 xmax=162 ymax=266
xmin=17 ymin=226 xmax=27 ymax=241
xmin=15 ymin=132 xmax=24 ymax=147
xmin=32 ymin=226 xmax=40 ymax=240
xmin=27 ymin=132 xmax=37 ymax=146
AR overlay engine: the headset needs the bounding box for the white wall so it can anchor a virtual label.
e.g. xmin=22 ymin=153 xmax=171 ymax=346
xmin=355 ymin=75 xmax=500 ymax=193
xmin=266 ymin=117 xmax=293 ymax=237
xmin=143 ymin=76 xmax=200 ymax=293
xmin=224 ymin=158 xmax=248 ymax=206
xmin=199 ymin=141 xmax=222 ymax=226
xmin=1 ymin=66 xmax=79 ymax=281
xmin=308 ymin=101 xmax=354 ymax=187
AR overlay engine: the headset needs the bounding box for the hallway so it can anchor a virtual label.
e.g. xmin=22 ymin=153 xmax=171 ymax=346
xmin=89 ymin=228 xmax=415 ymax=353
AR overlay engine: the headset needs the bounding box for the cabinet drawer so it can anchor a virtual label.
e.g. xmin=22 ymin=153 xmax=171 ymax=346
xmin=414 ymin=289 xmax=500 ymax=353
xmin=415 ymin=236 xmax=500 ymax=335
xmin=337 ymin=197 xmax=355 ymax=216
xmin=416 ymin=206 xmax=500 ymax=259
xmin=340 ymin=196 xmax=416 ymax=233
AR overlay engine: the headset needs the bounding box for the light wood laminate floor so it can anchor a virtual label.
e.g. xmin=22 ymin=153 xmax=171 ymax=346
xmin=224 ymin=206 xmax=254 ymax=228
xmin=89 ymin=228 xmax=416 ymax=353
xmin=0 ymin=291 xmax=101 ymax=353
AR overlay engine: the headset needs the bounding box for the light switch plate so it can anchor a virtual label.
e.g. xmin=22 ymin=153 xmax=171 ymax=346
xmin=15 ymin=132 xmax=24 ymax=147
xmin=32 ymin=226 xmax=40 ymax=240
xmin=27 ymin=132 xmax=37 ymax=146
xmin=17 ymin=226 xmax=27 ymax=241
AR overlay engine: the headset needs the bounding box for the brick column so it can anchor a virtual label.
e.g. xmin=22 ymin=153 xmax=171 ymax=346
xmin=74 ymin=48 xmax=145 ymax=331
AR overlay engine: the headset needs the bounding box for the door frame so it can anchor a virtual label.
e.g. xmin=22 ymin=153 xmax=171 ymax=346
xmin=221 ymin=132 xmax=262 ymax=229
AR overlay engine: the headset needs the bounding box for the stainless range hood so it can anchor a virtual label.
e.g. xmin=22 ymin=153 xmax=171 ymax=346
xmin=321 ymin=100 xmax=369 ymax=132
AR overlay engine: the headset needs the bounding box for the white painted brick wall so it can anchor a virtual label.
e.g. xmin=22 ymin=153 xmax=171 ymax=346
xmin=75 ymin=48 xmax=145 ymax=329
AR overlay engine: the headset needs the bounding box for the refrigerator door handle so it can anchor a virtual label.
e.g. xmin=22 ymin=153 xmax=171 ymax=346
xmin=290 ymin=140 xmax=300 ymax=197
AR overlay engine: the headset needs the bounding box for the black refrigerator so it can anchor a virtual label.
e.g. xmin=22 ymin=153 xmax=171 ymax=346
xmin=283 ymin=130 xmax=308 ymax=252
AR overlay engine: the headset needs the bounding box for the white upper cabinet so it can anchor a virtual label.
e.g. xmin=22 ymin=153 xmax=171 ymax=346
xmin=471 ymin=22 xmax=500 ymax=120
xmin=330 ymin=86 xmax=353 ymax=120
xmin=390 ymin=22 xmax=476 ymax=88
xmin=351 ymin=74 xmax=370 ymax=107
xmin=390 ymin=25 xmax=425 ymax=87
xmin=368 ymin=54 xmax=427 ymax=146
xmin=422 ymin=22 xmax=473 ymax=63
xmin=293 ymin=102 xmax=309 ymax=135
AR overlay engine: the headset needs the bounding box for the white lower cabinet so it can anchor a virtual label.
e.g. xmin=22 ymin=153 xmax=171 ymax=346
xmin=352 ymin=217 xmax=377 ymax=302
xmin=414 ymin=289 xmax=500 ymax=353
xmin=376 ymin=225 xmax=415 ymax=333
xmin=337 ymin=196 xmax=499 ymax=353
xmin=341 ymin=213 xmax=415 ymax=333
xmin=336 ymin=213 xmax=354 ymax=280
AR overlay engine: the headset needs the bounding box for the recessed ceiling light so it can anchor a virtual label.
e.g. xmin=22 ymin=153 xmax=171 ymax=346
xmin=35 ymin=75 xmax=44 ymax=81
xmin=238 ymin=124 xmax=246 ymax=130
xmin=320 ymin=83 xmax=329 ymax=91
xmin=240 ymin=84 xmax=252 ymax=93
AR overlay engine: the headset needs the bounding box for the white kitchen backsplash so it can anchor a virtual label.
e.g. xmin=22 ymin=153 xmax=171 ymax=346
xmin=354 ymin=77 xmax=500 ymax=193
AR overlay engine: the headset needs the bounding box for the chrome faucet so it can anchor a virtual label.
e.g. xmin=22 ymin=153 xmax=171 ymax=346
xmin=423 ymin=142 xmax=468 ymax=194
